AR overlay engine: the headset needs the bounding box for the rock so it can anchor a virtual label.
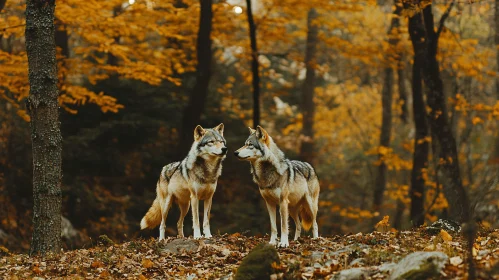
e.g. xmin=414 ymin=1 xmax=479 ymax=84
xmin=220 ymin=273 xmax=233 ymax=280
xmin=235 ymin=243 xmax=280 ymax=280
xmin=0 ymin=228 xmax=17 ymax=245
xmin=388 ymin=252 xmax=449 ymax=280
xmin=425 ymin=219 xmax=461 ymax=235
xmin=331 ymin=267 xmax=371 ymax=280
xmin=349 ymin=258 xmax=365 ymax=267
xmin=98 ymin=235 xmax=114 ymax=246
xmin=160 ymin=239 xmax=203 ymax=254
xmin=310 ymin=251 xmax=324 ymax=262
xmin=328 ymin=244 xmax=371 ymax=257
xmin=61 ymin=216 xmax=86 ymax=249
xmin=378 ymin=262 xmax=396 ymax=273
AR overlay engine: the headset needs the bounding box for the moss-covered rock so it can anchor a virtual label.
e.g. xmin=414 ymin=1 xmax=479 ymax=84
xmin=235 ymin=243 xmax=280 ymax=280
xmin=389 ymin=251 xmax=449 ymax=280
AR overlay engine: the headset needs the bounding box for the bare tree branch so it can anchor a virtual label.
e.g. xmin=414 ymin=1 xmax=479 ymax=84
xmin=436 ymin=0 xmax=455 ymax=39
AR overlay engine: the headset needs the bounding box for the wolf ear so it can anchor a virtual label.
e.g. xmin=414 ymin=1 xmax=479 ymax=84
xmin=214 ymin=123 xmax=224 ymax=136
xmin=194 ymin=125 xmax=205 ymax=141
xmin=248 ymin=127 xmax=256 ymax=134
xmin=255 ymin=125 xmax=269 ymax=142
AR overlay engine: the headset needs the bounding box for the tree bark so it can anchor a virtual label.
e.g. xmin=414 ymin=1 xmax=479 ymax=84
xmin=393 ymin=199 xmax=405 ymax=230
xmin=496 ymin=0 xmax=499 ymax=100
xmin=55 ymin=17 xmax=69 ymax=96
xmin=25 ymin=0 xmax=63 ymax=256
xmin=0 ymin=0 xmax=6 ymax=13
xmin=371 ymin=0 xmax=400 ymax=223
xmin=55 ymin=18 xmax=69 ymax=58
xmin=494 ymin=0 xmax=499 ymax=161
xmin=397 ymin=59 xmax=409 ymax=123
xmin=178 ymin=0 xmax=213 ymax=154
xmin=299 ymin=8 xmax=319 ymax=164
xmin=408 ymin=11 xmax=428 ymax=226
xmin=419 ymin=3 xmax=470 ymax=223
xmin=246 ymin=0 xmax=260 ymax=127
xmin=107 ymin=5 xmax=121 ymax=66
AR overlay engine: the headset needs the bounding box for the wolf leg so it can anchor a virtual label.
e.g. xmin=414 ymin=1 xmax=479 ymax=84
xmin=279 ymin=199 xmax=289 ymax=247
xmin=203 ymin=194 xmax=214 ymax=238
xmin=177 ymin=200 xmax=190 ymax=238
xmin=159 ymin=195 xmax=173 ymax=241
xmin=305 ymin=194 xmax=319 ymax=239
xmin=265 ymin=201 xmax=278 ymax=245
xmin=190 ymin=194 xmax=202 ymax=239
xmin=290 ymin=207 xmax=301 ymax=241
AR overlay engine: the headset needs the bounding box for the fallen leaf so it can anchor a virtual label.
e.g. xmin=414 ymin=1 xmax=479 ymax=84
xmin=375 ymin=216 xmax=390 ymax=233
xmin=142 ymin=259 xmax=154 ymax=269
xmin=91 ymin=261 xmax=104 ymax=268
xmin=99 ymin=270 xmax=110 ymax=277
xmin=450 ymin=256 xmax=462 ymax=266
xmin=440 ymin=229 xmax=452 ymax=241
xmin=32 ymin=265 xmax=42 ymax=275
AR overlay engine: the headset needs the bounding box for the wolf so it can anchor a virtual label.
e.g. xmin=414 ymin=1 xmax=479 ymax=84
xmin=234 ymin=125 xmax=320 ymax=247
xmin=140 ymin=124 xmax=227 ymax=240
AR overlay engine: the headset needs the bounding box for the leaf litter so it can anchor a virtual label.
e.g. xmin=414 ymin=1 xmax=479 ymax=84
xmin=0 ymin=229 xmax=498 ymax=279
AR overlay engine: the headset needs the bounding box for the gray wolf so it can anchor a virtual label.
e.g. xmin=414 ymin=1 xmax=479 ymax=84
xmin=234 ymin=125 xmax=320 ymax=247
xmin=140 ymin=124 xmax=227 ymax=240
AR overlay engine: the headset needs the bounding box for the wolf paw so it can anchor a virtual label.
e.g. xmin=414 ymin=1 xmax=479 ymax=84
xmin=204 ymin=233 xmax=212 ymax=238
xmin=269 ymin=240 xmax=277 ymax=246
xmin=278 ymin=241 xmax=289 ymax=248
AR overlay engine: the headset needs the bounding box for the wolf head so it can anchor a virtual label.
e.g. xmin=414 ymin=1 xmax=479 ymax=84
xmin=193 ymin=123 xmax=228 ymax=157
xmin=234 ymin=125 xmax=272 ymax=161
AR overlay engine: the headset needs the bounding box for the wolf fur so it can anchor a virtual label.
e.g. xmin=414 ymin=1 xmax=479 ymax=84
xmin=140 ymin=124 xmax=227 ymax=240
xmin=234 ymin=126 xmax=320 ymax=247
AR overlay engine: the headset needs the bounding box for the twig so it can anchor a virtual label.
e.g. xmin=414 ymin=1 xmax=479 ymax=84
xmin=436 ymin=0 xmax=455 ymax=39
xmin=0 ymin=23 xmax=25 ymax=32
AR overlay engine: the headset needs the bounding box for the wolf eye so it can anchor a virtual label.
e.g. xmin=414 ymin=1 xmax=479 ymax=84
xmin=207 ymin=141 xmax=214 ymax=146
xmin=247 ymin=144 xmax=254 ymax=149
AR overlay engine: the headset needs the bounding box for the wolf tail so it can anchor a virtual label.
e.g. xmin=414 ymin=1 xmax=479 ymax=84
xmin=301 ymin=177 xmax=320 ymax=231
xmin=300 ymin=206 xmax=314 ymax=231
xmin=140 ymin=198 xmax=161 ymax=229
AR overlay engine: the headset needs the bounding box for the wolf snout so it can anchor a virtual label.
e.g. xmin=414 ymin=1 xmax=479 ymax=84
xmin=234 ymin=151 xmax=239 ymax=156
xmin=221 ymin=147 xmax=228 ymax=154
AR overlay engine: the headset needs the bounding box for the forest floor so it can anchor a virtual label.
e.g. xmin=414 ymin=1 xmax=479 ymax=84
xmin=0 ymin=227 xmax=498 ymax=280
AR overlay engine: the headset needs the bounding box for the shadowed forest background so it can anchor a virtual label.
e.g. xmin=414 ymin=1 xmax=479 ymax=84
xmin=1 ymin=0 xmax=498 ymax=253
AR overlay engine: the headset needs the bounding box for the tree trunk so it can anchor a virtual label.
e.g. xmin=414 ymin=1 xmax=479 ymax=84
xmin=419 ymin=4 xmax=469 ymax=223
xmin=393 ymin=199 xmax=405 ymax=230
xmin=299 ymin=8 xmax=319 ymax=164
xmin=178 ymin=0 xmax=213 ymax=154
xmin=55 ymin=18 xmax=69 ymax=58
xmin=246 ymin=0 xmax=260 ymax=128
xmin=55 ymin=17 xmax=69 ymax=96
xmin=408 ymin=11 xmax=428 ymax=226
xmin=371 ymin=0 xmax=400 ymax=223
xmin=0 ymin=0 xmax=6 ymax=13
xmin=107 ymin=6 xmax=121 ymax=66
xmin=494 ymin=0 xmax=499 ymax=161
xmin=397 ymin=59 xmax=409 ymax=123
xmin=25 ymin=0 xmax=63 ymax=256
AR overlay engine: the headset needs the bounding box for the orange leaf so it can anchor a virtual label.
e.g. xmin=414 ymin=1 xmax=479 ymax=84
xmin=440 ymin=229 xmax=452 ymax=241
xmin=91 ymin=261 xmax=104 ymax=268
xmin=142 ymin=259 xmax=154 ymax=269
